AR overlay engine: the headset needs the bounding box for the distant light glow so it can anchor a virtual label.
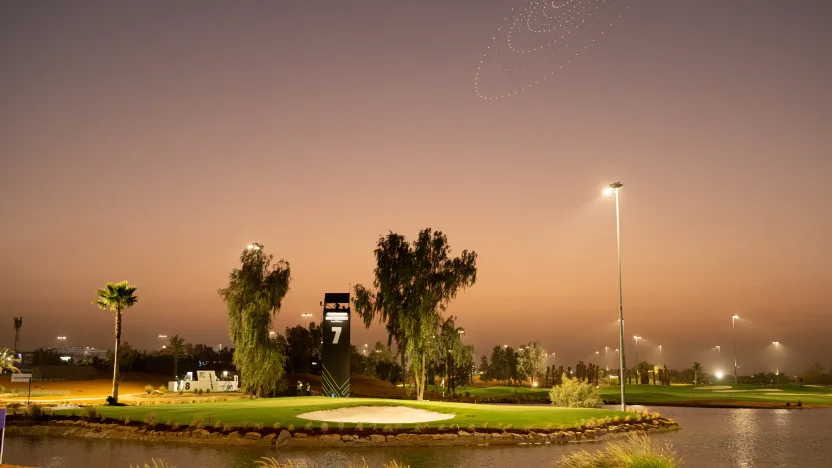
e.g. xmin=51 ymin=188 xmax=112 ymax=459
xmin=716 ymin=371 xmax=724 ymax=380
xmin=603 ymin=187 xmax=613 ymax=196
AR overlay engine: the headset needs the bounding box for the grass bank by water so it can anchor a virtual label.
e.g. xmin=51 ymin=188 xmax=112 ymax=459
xmin=56 ymin=397 xmax=628 ymax=430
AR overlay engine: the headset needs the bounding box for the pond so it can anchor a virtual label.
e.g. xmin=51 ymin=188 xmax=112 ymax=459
xmin=5 ymin=406 xmax=832 ymax=467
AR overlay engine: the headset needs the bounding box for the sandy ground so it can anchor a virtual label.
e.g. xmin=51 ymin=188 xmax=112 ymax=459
xmin=692 ymin=386 xmax=731 ymax=390
xmin=712 ymin=389 xmax=782 ymax=393
xmin=0 ymin=372 xmax=168 ymax=403
xmin=298 ymin=405 xmax=455 ymax=424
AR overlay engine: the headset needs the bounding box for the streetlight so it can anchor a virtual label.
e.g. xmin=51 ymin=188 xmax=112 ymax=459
xmin=772 ymin=341 xmax=780 ymax=383
xmin=658 ymin=345 xmax=662 ymax=365
xmin=731 ymin=315 xmax=739 ymax=383
xmin=269 ymin=331 xmax=276 ymax=339
xmin=246 ymin=244 xmax=260 ymax=250
xmin=716 ymin=345 xmax=721 ymax=354
xmin=604 ymin=182 xmax=626 ymax=410
xmin=301 ymin=313 xmax=313 ymax=327
xmin=363 ymin=344 xmax=368 ymax=356
xmin=158 ymin=334 xmax=167 ymax=339
xmin=633 ymin=336 xmax=641 ymax=382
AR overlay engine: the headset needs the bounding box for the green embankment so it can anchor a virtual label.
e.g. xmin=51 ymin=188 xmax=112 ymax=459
xmin=63 ymin=397 xmax=627 ymax=429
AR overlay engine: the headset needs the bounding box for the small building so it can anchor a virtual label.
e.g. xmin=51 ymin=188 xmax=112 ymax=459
xmin=168 ymin=370 xmax=238 ymax=393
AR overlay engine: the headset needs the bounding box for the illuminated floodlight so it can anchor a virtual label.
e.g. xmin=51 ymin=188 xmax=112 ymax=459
xmin=716 ymin=371 xmax=724 ymax=380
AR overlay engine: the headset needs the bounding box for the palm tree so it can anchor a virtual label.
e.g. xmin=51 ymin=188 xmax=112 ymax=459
xmin=692 ymin=361 xmax=703 ymax=385
xmin=13 ymin=317 xmax=23 ymax=353
xmin=0 ymin=348 xmax=21 ymax=373
xmin=93 ymin=281 xmax=139 ymax=402
xmin=166 ymin=334 xmax=189 ymax=379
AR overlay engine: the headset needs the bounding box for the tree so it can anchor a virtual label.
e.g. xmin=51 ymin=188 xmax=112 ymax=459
xmin=13 ymin=317 xmax=22 ymax=353
xmin=353 ymin=229 xmax=477 ymax=401
xmin=218 ymin=243 xmax=291 ymax=397
xmin=549 ymin=374 xmax=603 ymax=408
xmin=93 ymin=280 xmax=139 ymax=402
xmin=637 ymin=361 xmax=652 ymax=384
xmin=517 ymin=342 xmax=547 ymax=387
xmin=0 ymin=348 xmax=21 ymax=373
xmin=165 ymin=335 xmax=189 ymax=379
xmin=692 ymin=361 xmax=703 ymax=385
xmin=435 ymin=316 xmax=469 ymax=395
xmin=285 ymin=322 xmax=323 ymax=375
xmin=107 ymin=342 xmax=139 ymax=380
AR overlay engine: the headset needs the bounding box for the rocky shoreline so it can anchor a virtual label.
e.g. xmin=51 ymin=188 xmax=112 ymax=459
xmin=6 ymin=417 xmax=679 ymax=448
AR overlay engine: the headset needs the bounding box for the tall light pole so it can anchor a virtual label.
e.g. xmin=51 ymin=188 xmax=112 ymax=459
xmin=604 ymin=182 xmax=626 ymax=410
xmin=634 ymin=336 xmax=641 ymax=382
xmin=731 ymin=315 xmax=739 ymax=383
xmin=716 ymin=345 xmax=720 ymax=355
xmin=772 ymin=341 xmax=780 ymax=384
xmin=301 ymin=313 xmax=313 ymax=328
xmin=658 ymin=345 xmax=662 ymax=365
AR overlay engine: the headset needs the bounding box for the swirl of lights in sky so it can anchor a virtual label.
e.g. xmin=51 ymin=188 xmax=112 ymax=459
xmin=475 ymin=0 xmax=629 ymax=100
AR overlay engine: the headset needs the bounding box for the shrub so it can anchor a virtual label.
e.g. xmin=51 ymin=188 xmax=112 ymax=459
xmin=157 ymin=385 xmax=167 ymax=394
xmin=222 ymin=424 xmax=231 ymax=432
xmin=797 ymin=400 xmax=803 ymax=407
xmin=287 ymin=424 xmax=295 ymax=431
xmin=206 ymin=389 xmax=211 ymax=394
xmin=273 ymin=422 xmax=281 ymax=430
xmin=338 ymin=422 xmax=344 ymax=430
xmin=214 ymin=421 xmax=223 ymax=429
xmin=558 ymin=433 xmax=680 ymax=468
xmin=144 ymin=413 xmax=158 ymax=428
xmin=304 ymin=421 xmax=313 ymax=430
xmin=468 ymin=424 xmax=475 ymax=432
xmin=483 ymin=422 xmax=489 ymax=429
xmin=254 ymin=423 xmax=263 ymax=431
xmin=172 ymin=422 xmax=181 ymax=430
xmin=145 ymin=385 xmax=154 ymax=394
xmin=197 ymin=389 xmax=204 ymax=395
xmin=27 ymin=404 xmax=43 ymax=420
xmin=355 ymin=423 xmax=363 ymax=432
xmin=84 ymin=406 xmax=97 ymax=419
xmin=321 ymin=423 xmax=329 ymax=433
xmin=165 ymin=420 xmax=173 ymax=427
xmin=465 ymin=391 xmax=470 ymax=397
xmin=438 ymin=424 xmax=446 ymax=431
xmin=124 ymin=417 xmax=131 ymax=425
xmin=549 ymin=375 xmax=603 ymax=408
xmin=190 ymin=416 xmax=203 ymax=428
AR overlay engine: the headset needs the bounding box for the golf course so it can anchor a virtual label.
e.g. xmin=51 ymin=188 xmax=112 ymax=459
xmin=67 ymin=397 xmax=631 ymax=430
xmin=457 ymin=383 xmax=832 ymax=407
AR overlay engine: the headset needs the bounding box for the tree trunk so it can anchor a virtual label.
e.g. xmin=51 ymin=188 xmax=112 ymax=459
xmin=112 ymin=310 xmax=122 ymax=402
xmin=174 ymin=354 xmax=178 ymax=379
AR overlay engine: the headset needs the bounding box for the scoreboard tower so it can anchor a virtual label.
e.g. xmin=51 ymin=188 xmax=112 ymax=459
xmin=321 ymin=292 xmax=351 ymax=397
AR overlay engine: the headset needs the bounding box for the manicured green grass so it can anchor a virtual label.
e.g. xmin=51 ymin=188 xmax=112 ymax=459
xmin=457 ymin=383 xmax=832 ymax=406
xmin=598 ymin=384 xmax=832 ymax=406
xmin=59 ymin=397 xmax=628 ymax=430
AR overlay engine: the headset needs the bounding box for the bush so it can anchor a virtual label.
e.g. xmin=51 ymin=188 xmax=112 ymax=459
xmin=26 ymin=404 xmax=43 ymax=420
xmin=84 ymin=406 xmax=97 ymax=419
xmin=549 ymin=375 xmax=603 ymax=408
xmin=145 ymin=385 xmax=153 ymax=394
xmin=144 ymin=413 xmax=158 ymax=428
xmin=320 ymin=423 xmax=329 ymax=432
xmin=157 ymin=385 xmax=167 ymax=394
xmin=558 ymin=433 xmax=680 ymax=468
xmin=197 ymin=389 xmax=204 ymax=395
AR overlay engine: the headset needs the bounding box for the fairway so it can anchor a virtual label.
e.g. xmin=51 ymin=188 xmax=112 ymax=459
xmin=598 ymin=384 xmax=832 ymax=407
xmin=452 ymin=384 xmax=832 ymax=407
xmin=77 ymin=397 xmax=628 ymax=430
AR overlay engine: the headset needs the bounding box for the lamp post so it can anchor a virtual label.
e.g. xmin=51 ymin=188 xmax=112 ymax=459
xmin=772 ymin=341 xmax=780 ymax=384
xmin=301 ymin=313 xmax=313 ymax=328
xmin=658 ymin=345 xmax=662 ymax=365
xmin=731 ymin=315 xmax=739 ymax=383
xmin=604 ymin=181 xmax=626 ymax=411
xmin=716 ymin=345 xmax=720 ymax=354
xmin=633 ymin=336 xmax=641 ymax=383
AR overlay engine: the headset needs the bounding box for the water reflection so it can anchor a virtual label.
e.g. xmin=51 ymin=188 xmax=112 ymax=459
xmin=5 ymin=407 xmax=832 ymax=468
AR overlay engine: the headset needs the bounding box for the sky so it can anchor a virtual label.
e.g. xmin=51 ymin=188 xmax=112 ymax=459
xmin=1 ymin=0 xmax=830 ymax=376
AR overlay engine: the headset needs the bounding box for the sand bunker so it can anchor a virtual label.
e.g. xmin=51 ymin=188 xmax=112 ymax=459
xmin=298 ymin=406 xmax=455 ymax=424
xmin=693 ymin=386 xmax=731 ymax=390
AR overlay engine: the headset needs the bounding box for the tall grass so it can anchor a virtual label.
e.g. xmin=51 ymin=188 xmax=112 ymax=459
xmin=558 ymin=433 xmax=680 ymax=468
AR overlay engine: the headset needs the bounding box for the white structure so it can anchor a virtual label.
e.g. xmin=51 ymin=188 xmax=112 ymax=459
xmin=168 ymin=370 xmax=238 ymax=393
